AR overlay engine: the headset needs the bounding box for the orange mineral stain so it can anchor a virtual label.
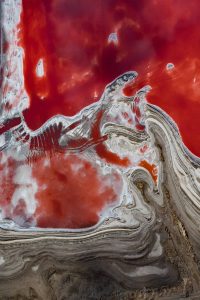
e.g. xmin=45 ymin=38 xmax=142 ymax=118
xmin=139 ymin=160 xmax=158 ymax=183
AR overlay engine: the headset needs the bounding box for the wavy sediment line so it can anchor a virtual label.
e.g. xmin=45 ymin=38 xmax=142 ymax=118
xmin=146 ymin=103 xmax=200 ymax=258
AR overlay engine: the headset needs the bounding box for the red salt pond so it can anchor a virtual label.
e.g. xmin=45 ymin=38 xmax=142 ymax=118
xmin=19 ymin=0 xmax=200 ymax=157
xmin=2 ymin=0 xmax=200 ymax=229
xmin=32 ymin=154 xmax=122 ymax=229
xmin=0 ymin=153 xmax=122 ymax=229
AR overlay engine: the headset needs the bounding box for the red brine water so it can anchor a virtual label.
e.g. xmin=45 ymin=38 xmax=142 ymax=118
xmin=0 ymin=0 xmax=199 ymax=229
